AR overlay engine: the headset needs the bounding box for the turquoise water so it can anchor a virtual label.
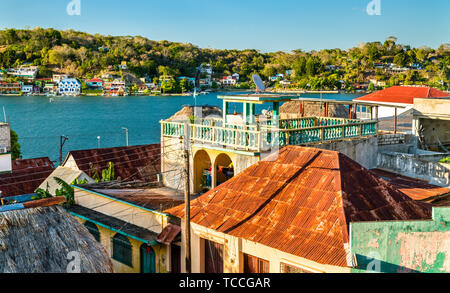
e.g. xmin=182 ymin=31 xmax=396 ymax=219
xmin=0 ymin=92 xmax=359 ymax=164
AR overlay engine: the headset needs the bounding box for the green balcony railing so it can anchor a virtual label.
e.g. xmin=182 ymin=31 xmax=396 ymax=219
xmin=161 ymin=117 xmax=378 ymax=152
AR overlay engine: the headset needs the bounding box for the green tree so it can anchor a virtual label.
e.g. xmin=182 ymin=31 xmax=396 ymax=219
xmin=10 ymin=129 xmax=21 ymax=160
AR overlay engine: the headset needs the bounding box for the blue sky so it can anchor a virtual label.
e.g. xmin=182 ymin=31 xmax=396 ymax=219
xmin=0 ymin=0 xmax=448 ymax=52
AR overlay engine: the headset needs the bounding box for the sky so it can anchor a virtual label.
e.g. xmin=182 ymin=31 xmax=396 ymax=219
xmin=0 ymin=0 xmax=449 ymax=52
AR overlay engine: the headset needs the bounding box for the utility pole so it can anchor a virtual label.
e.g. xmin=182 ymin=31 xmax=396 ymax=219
xmin=121 ymin=127 xmax=129 ymax=146
xmin=59 ymin=135 xmax=68 ymax=166
xmin=182 ymin=122 xmax=191 ymax=273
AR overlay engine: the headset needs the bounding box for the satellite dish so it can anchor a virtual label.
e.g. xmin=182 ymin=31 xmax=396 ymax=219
xmin=252 ymin=74 xmax=266 ymax=93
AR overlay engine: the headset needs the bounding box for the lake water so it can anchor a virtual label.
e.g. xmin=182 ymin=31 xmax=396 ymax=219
xmin=0 ymin=92 xmax=360 ymax=164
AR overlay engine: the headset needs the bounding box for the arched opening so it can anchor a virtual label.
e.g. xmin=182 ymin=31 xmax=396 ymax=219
xmin=214 ymin=153 xmax=234 ymax=187
xmin=140 ymin=244 xmax=156 ymax=273
xmin=84 ymin=221 xmax=100 ymax=242
xmin=194 ymin=150 xmax=212 ymax=193
xmin=112 ymin=234 xmax=132 ymax=267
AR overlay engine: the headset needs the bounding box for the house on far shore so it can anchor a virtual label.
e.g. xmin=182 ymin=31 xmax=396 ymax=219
xmin=86 ymin=78 xmax=103 ymax=90
xmin=353 ymin=85 xmax=450 ymax=119
xmin=58 ymin=78 xmax=81 ymax=96
xmin=165 ymin=146 xmax=432 ymax=273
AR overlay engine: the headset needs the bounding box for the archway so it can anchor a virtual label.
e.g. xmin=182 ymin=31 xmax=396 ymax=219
xmin=140 ymin=244 xmax=156 ymax=273
xmin=214 ymin=153 xmax=234 ymax=187
xmin=194 ymin=150 xmax=212 ymax=193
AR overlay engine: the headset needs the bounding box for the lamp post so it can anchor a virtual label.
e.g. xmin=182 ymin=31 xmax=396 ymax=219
xmin=97 ymin=136 xmax=101 ymax=149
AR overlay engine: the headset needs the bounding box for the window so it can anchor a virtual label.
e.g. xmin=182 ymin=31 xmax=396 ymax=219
xmin=280 ymin=262 xmax=315 ymax=273
xmin=112 ymin=234 xmax=132 ymax=267
xmin=84 ymin=221 xmax=100 ymax=242
xmin=243 ymin=254 xmax=270 ymax=273
xmin=204 ymin=239 xmax=224 ymax=273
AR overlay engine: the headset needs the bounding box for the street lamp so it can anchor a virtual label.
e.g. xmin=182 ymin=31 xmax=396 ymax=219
xmin=97 ymin=136 xmax=101 ymax=148
xmin=121 ymin=127 xmax=129 ymax=147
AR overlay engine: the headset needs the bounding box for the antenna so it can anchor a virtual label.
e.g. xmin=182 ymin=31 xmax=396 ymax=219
xmin=252 ymin=74 xmax=266 ymax=93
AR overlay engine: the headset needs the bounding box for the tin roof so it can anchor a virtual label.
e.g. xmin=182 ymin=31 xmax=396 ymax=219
xmin=65 ymin=144 xmax=161 ymax=183
xmin=165 ymin=146 xmax=432 ymax=267
xmin=157 ymin=223 xmax=181 ymax=245
xmin=370 ymin=169 xmax=450 ymax=201
xmin=0 ymin=159 xmax=55 ymax=197
xmin=354 ymin=86 xmax=450 ymax=105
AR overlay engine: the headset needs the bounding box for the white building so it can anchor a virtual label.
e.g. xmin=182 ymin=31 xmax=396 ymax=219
xmin=21 ymin=85 xmax=33 ymax=94
xmin=8 ymin=66 xmax=39 ymax=79
xmin=58 ymin=78 xmax=81 ymax=96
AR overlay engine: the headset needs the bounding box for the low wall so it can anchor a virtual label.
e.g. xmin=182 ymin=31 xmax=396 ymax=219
xmin=306 ymin=136 xmax=378 ymax=169
xmin=378 ymin=133 xmax=406 ymax=146
xmin=377 ymin=151 xmax=450 ymax=187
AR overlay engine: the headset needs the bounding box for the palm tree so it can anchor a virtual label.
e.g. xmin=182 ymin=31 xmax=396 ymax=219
xmin=54 ymin=177 xmax=75 ymax=206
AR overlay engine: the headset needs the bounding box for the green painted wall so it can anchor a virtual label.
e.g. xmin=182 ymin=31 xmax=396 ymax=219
xmin=350 ymin=207 xmax=450 ymax=273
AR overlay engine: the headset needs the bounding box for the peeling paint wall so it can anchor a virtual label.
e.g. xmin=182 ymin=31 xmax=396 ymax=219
xmin=350 ymin=207 xmax=450 ymax=273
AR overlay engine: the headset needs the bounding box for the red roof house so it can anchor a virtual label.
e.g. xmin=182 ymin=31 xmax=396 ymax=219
xmin=166 ymin=146 xmax=432 ymax=269
xmin=354 ymin=86 xmax=450 ymax=105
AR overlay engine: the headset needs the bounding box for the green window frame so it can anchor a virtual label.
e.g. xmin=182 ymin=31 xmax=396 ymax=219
xmin=84 ymin=221 xmax=100 ymax=242
xmin=112 ymin=234 xmax=133 ymax=267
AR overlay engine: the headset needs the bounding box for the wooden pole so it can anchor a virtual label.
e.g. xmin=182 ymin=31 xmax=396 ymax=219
xmin=183 ymin=123 xmax=191 ymax=273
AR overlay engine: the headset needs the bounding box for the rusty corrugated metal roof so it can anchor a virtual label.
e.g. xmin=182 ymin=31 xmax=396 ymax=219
xmin=12 ymin=157 xmax=54 ymax=170
xmin=370 ymin=169 xmax=450 ymax=201
xmin=165 ymin=146 xmax=432 ymax=268
xmin=66 ymin=144 xmax=161 ymax=182
xmin=157 ymin=223 xmax=181 ymax=245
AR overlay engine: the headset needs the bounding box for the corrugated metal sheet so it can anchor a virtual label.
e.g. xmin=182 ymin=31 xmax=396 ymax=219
xmin=166 ymin=146 xmax=432 ymax=268
xmin=67 ymin=144 xmax=161 ymax=183
xmin=370 ymin=169 xmax=450 ymax=201
xmin=0 ymin=165 xmax=55 ymax=198
xmin=12 ymin=157 xmax=54 ymax=170
xmin=157 ymin=223 xmax=181 ymax=245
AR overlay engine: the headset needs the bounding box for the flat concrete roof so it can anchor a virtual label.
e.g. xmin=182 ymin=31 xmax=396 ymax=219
xmin=218 ymin=94 xmax=294 ymax=104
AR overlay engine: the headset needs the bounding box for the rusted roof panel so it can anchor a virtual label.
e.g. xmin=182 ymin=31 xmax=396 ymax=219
xmin=157 ymin=223 xmax=181 ymax=245
xmin=0 ymin=164 xmax=55 ymax=198
xmin=371 ymin=169 xmax=450 ymax=201
xmin=12 ymin=157 xmax=54 ymax=170
xmin=67 ymin=144 xmax=161 ymax=183
xmin=166 ymin=146 xmax=432 ymax=268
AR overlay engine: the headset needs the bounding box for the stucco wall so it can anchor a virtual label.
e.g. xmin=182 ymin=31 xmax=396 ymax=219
xmin=304 ymin=136 xmax=378 ymax=169
xmin=0 ymin=124 xmax=10 ymax=150
xmin=350 ymin=207 xmax=450 ymax=273
xmin=74 ymin=187 xmax=168 ymax=234
xmin=75 ymin=217 xmax=167 ymax=273
xmin=180 ymin=222 xmax=350 ymax=273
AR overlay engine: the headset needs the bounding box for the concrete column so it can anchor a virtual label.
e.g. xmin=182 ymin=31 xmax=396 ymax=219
xmin=223 ymin=101 xmax=229 ymax=124
xmin=272 ymin=102 xmax=280 ymax=126
xmin=243 ymin=102 xmax=248 ymax=124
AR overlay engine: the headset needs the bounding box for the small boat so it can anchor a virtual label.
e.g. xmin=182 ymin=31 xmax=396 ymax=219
xmin=49 ymin=98 xmax=54 ymax=103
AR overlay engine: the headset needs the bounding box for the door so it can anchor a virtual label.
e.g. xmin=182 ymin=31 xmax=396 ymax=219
xmin=204 ymin=239 xmax=224 ymax=273
xmin=140 ymin=244 xmax=156 ymax=273
xmin=171 ymin=244 xmax=181 ymax=273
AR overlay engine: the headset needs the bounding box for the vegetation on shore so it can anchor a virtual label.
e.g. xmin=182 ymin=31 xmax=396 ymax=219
xmin=0 ymin=28 xmax=448 ymax=91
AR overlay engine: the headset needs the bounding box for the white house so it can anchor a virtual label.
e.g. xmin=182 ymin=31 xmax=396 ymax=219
xmin=21 ymin=85 xmax=33 ymax=94
xmin=58 ymin=78 xmax=81 ymax=96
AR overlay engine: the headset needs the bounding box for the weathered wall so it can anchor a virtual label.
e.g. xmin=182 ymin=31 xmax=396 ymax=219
xmin=0 ymin=123 xmax=10 ymax=150
xmin=180 ymin=222 xmax=350 ymax=273
xmin=350 ymin=207 xmax=450 ymax=273
xmin=75 ymin=217 xmax=167 ymax=273
xmin=74 ymin=187 xmax=168 ymax=234
xmin=304 ymin=136 xmax=378 ymax=169
xmin=377 ymin=151 xmax=450 ymax=187
xmin=378 ymin=133 xmax=406 ymax=146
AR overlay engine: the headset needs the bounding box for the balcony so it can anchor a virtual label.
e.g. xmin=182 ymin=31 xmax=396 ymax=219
xmin=161 ymin=116 xmax=378 ymax=153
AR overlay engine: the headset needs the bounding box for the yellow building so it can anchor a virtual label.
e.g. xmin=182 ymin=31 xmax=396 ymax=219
xmin=67 ymin=181 xmax=184 ymax=273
